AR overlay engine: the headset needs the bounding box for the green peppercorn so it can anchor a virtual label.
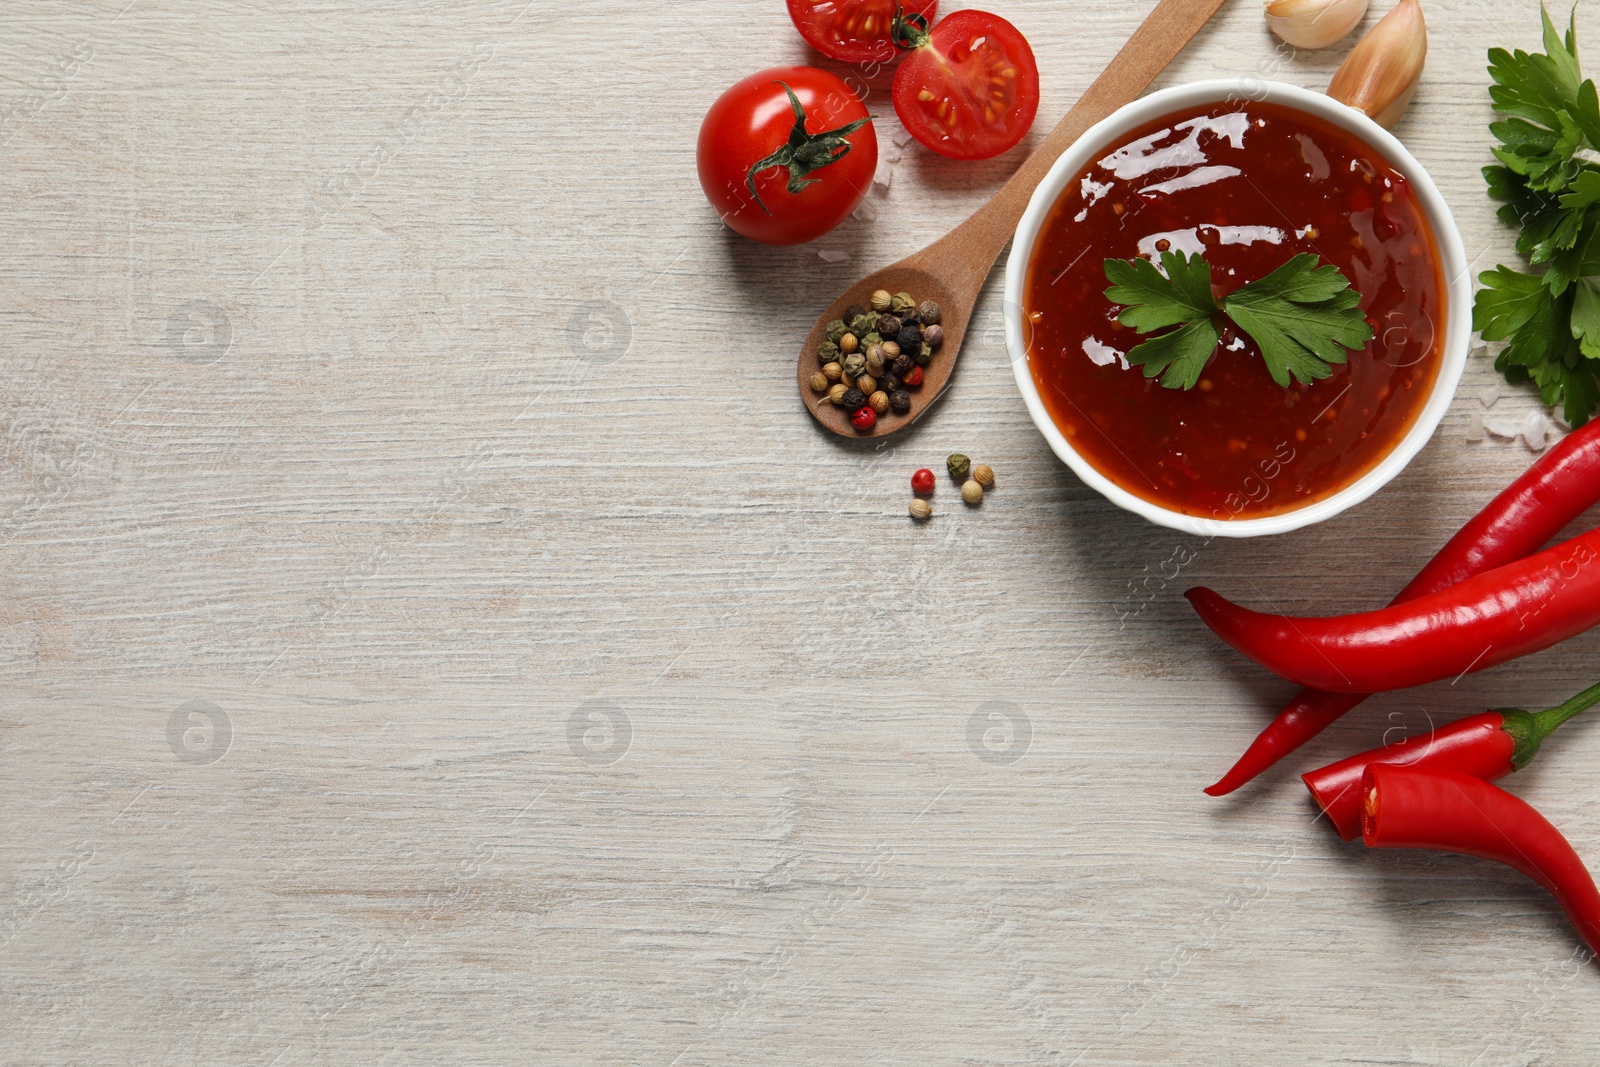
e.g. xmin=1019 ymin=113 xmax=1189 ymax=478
xmin=850 ymin=312 xmax=880 ymax=336
xmin=870 ymin=289 xmax=892 ymax=312
xmin=842 ymin=352 xmax=867 ymax=379
xmin=889 ymin=389 xmax=911 ymax=414
xmin=817 ymin=340 xmax=841 ymax=364
xmin=918 ymin=300 xmax=941 ymax=325
xmin=890 ymin=291 xmax=915 ymax=314
xmin=947 ymin=453 xmax=971 ymax=481
xmin=825 ymin=319 xmax=849 ymax=343
xmin=914 ymin=345 xmax=931 ymax=368
xmin=841 ymin=387 xmax=866 ymax=410
xmin=862 ymin=331 xmax=882 ymax=348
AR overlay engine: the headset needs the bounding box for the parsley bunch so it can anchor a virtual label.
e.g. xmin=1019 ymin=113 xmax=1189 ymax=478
xmin=1476 ymin=7 xmax=1600 ymax=426
xmin=1103 ymin=250 xmax=1373 ymax=389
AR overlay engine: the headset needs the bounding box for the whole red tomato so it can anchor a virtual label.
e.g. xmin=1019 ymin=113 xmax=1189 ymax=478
xmin=697 ymin=66 xmax=877 ymax=246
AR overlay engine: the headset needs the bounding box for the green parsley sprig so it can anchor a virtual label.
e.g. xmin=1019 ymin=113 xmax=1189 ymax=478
xmin=1476 ymin=6 xmax=1600 ymax=426
xmin=1103 ymin=250 xmax=1373 ymax=390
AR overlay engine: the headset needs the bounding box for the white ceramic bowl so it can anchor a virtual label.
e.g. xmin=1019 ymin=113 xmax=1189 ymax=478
xmin=1004 ymin=79 xmax=1470 ymax=537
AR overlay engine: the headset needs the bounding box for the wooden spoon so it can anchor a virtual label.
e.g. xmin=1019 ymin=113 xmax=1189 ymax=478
xmin=799 ymin=0 xmax=1230 ymax=437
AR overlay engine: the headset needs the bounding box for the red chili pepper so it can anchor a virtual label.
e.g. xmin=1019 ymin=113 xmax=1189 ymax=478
xmin=1304 ymin=680 xmax=1600 ymax=840
xmin=1361 ymin=764 xmax=1600 ymax=955
xmin=1206 ymin=417 xmax=1600 ymax=796
xmin=1186 ymin=524 xmax=1600 ymax=693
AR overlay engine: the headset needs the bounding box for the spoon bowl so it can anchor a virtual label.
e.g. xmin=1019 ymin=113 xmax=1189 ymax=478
xmin=797 ymin=266 xmax=968 ymax=436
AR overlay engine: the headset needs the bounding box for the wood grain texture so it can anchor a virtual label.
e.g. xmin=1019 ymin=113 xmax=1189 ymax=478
xmin=2 ymin=1 xmax=1598 ymax=1064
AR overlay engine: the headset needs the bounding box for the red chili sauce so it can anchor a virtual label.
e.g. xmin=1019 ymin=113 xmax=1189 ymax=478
xmin=1023 ymin=100 xmax=1445 ymax=520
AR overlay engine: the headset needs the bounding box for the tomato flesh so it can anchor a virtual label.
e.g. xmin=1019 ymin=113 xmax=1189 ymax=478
xmin=892 ymin=10 xmax=1039 ymax=160
xmin=786 ymin=0 xmax=938 ymax=64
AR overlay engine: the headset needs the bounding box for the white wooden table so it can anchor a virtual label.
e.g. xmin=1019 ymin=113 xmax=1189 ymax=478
xmin=3 ymin=1 xmax=1597 ymax=1063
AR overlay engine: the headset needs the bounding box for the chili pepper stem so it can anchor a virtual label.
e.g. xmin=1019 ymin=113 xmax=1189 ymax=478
xmin=1500 ymin=678 xmax=1600 ymax=769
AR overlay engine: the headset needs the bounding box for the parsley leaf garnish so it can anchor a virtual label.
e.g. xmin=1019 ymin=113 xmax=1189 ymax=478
xmin=1102 ymin=250 xmax=1372 ymax=390
xmin=1477 ymin=5 xmax=1600 ymax=426
xmin=1103 ymin=252 xmax=1220 ymax=388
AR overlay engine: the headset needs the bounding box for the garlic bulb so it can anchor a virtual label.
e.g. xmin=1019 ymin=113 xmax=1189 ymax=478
xmin=1327 ymin=0 xmax=1427 ymax=128
xmin=1265 ymin=0 xmax=1369 ymax=50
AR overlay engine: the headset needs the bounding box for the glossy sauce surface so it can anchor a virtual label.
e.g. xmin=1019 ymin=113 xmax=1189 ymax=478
xmin=1024 ymin=101 xmax=1445 ymax=520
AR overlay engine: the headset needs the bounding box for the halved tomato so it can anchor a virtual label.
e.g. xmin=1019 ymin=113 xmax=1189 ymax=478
xmin=786 ymin=0 xmax=939 ymax=65
xmin=891 ymin=9 xmax=1040 ymax=160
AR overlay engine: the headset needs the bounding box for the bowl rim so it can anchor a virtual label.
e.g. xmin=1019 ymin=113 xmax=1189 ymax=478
xmin=1003 ymin=78 xmax=1471 ymax=538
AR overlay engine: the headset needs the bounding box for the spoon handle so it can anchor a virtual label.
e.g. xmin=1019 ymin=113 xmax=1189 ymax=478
xmin=908 ymin=0 xmax=1231 ymax=295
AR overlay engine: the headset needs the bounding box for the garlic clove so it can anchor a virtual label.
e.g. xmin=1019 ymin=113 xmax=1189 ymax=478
xmin=1327 ymin=0 xmax=1427 ymax=128
xmin=1265 ymin=0 xmax=1370 ymax=50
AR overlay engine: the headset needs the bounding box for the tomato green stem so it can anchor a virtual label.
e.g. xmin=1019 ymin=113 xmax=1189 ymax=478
xmin=1500 ymin=678 xmax=1600 ymax=769
xmin=890 ymin=5 xmax=931 ymax=51
xmin=744 ymin=82 xmax=870 ymax=216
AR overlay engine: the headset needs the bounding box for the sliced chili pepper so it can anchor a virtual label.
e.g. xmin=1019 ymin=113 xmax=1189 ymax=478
xmin=1304 ymin=680 xmax=1600 ymax=840
xmin=1186 ymin=524 xmax=1600 ymax=693
xmin=1361 ymin=764 xmax=1600 ymax=955
xmin=1206 ymin=417 xmax=1600 ymax=796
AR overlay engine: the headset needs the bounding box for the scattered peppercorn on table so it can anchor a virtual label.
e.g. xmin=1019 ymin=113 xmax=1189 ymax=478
xmin=3 ymin=1 xmax=1599 ymax=1064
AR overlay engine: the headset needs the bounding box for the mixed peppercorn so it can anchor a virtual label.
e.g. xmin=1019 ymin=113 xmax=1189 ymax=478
xmin=808 ymin=289 xmax=944 ymax=432
xmin=907 ymin=453 xmax=995 ymax=520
